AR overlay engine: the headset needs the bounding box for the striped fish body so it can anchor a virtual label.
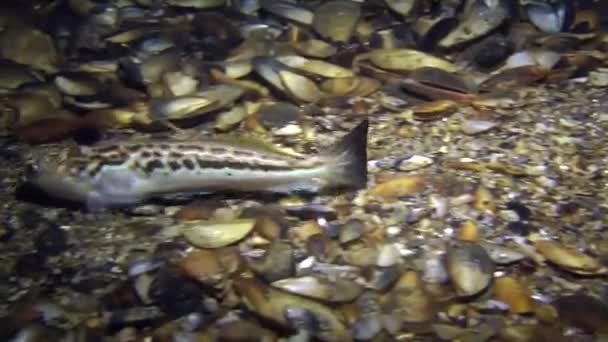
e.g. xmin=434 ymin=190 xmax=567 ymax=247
xmin=30 ymin=120 xmax=368 ymax=210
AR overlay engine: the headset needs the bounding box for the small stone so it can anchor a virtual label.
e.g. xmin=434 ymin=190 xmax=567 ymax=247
xmin=507 ymin=221 xmax=533 ymax=236
xmin=35 ymin=225 xmax=68 ymax=255
xmin=461 ymin=119 xmax=497 ymax=135
xmin=15 ymin=252 xmax=47 ymax=277
xmin=377 ymin=244 xmax=401 ymax=267
xmin=506 ymin=201 xmax=532 ymax=221
xmin=149 ymin=268 xmax=208 ymax=317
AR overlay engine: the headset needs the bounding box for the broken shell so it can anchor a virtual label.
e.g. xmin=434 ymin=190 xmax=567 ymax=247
xmin=385 ymin=0 xmax=418 ymax=16
xmin=534 ymin=240 xmax=605 ymax=275
xmin=461 ymin=119 xmax=498 ymax=135
xmin=181 ymin=219 xmax=256 ymax=249
xmin=272 ymin=275 xmax=363 ymax=303
xmin=312 ymin=1 xmax=361 ymax=43
xmin=447 ymin=242 xmax=495 ymax=297
xmin=396 ymin=155 xmax=434 ymax=172
xmin=178 ymin=249 xmax=226 ymax=288
xmin=248 ymin=240 xmax=294 ymax=282
xmin=481 ymin=243 xmax=525 ymax=265
xmin=339 ymin=218 xmax=365 ymax=244
xmin=494 ymin=276 xmax=533 ymax=314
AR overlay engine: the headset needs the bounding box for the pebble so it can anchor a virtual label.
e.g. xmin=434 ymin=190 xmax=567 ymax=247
xmin=35 ymin=225 xmax=68 ymax=255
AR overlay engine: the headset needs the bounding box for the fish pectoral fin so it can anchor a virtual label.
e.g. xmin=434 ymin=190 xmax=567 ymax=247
xmin=88 ymin=169 xmax=143 ymax=210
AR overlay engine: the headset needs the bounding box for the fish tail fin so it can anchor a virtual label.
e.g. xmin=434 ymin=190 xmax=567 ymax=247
xmin=325 ymin=120 xmax=369 ymax=189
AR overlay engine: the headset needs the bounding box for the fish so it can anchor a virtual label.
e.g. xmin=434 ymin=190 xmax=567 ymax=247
xmin=29 ymin=120 xmax=368 ymax=210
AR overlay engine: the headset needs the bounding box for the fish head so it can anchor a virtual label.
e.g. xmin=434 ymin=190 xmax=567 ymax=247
xmin=25 ymin=148 xmax=96 ymax=203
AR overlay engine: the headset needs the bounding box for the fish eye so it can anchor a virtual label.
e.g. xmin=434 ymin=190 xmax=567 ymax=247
xmin=23 ymin=163 xmax=40 ymax=179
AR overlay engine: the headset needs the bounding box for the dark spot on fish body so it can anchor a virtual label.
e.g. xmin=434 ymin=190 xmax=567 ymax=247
xmin=168 ymin=160 xmax=181 ymax=171
xmin=96 ymin=145 xmax=120 ymax=154
xmin=124 ymin=144 xmax=143 ymax=152
xmin=211 ymin=147 xmax=226 ymax=154
xmin=141 ymin=151 xmax=152 ymax=158
xmin=103 ymin=157 xmax=127 ymax=166
xmin=153 ymin=151 xmax=162 ymax=158
xmin=233 ymin=150 xmax=255 ymax=157
xmin=144 ymin=159 xmax=165 ymax=173
xmin=183 ymin=159 xmax=195 ymax=170
xmin=169 ymin=151 xmax=184 ymax=159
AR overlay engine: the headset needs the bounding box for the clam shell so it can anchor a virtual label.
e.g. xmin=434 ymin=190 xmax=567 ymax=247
xmin=181 ymin=218 xmax=256 ymax=248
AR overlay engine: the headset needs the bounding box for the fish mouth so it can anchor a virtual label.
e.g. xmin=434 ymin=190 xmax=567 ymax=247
xmin=27 ymin=172 xmax=93 ymax=204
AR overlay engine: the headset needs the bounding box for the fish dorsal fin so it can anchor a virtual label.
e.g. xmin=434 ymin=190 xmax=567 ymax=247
xmin=206 ymin=135 xmax=305 ymax=158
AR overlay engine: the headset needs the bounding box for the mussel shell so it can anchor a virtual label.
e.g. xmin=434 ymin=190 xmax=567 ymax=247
xmin=291 ymin=39 xmax=337 ymax=58
xmin=363 ymin=48 xmax=458 ymax=73
xmin=165 ymin=0 xmax=227 ymax=8
xmin=272 ymin=275 xmax=363 ymax=303
xmin=385 ymin=0 xmax=418 ymax=16
xmin=260 ymin=0 xmax=314 ymax=25
xmin=253 ymin=56 xmax=290 ymax=91
xmin=438 ymin=0 xmax=509 ymax=48
xmin=54 ymin=72 xmax=106 ymax=96
xmin=526 ymin=1 xmax=574 ymax=34
xmin=413 ymin=15 xmax=458 ymax=50
xmin=312 ymin=1 xmax=361 ymax=43
xmin=279 ymin=69 xmax=324 ymax=103
xmin=447 ymin=242 xmax=495 ymax=297
xmin=120 ymin=49 xmax=181 ymax=86
xmin=234 ymin=276 xmax=353 ymax=341
xmin=181 ymin=219 xmax=256 ymax=249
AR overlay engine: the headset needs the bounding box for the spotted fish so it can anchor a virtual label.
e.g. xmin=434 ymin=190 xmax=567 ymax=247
xmin=29 ymin=120 xmax=368 ymax=210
